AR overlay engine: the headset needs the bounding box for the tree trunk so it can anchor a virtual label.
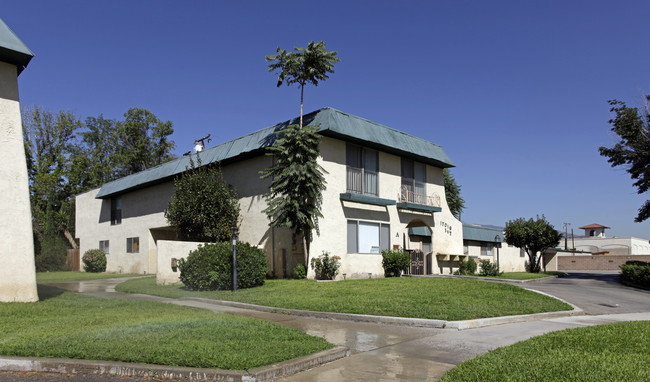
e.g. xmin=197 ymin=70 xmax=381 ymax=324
xmin=63 ymin=228 xmax=78 ymax=249
xmin=303 ymin=234 xmax=309 ymax=277
xmin=299 ymin=85 xmax=304 ymax=129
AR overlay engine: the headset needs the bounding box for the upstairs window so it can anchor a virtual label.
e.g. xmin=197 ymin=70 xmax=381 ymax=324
xmin=346 ymin=144 xmax=378 ymax=196
xmin=111 ymin=197 xmax=122 ymax=225
xmin=401 ymin=158 xmax=426 ymax=203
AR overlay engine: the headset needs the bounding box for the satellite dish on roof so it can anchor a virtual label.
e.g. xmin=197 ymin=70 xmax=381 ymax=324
xmin=194 ymin=143 xmax=203 ymax=153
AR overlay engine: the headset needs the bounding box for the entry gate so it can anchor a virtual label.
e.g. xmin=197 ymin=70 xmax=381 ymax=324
xmin=409 ymin=250 xmax=425 ymax=275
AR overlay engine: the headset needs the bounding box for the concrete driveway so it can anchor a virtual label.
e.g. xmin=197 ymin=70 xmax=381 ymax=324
xmin=5 ymin=272 xmax=650 ymax=381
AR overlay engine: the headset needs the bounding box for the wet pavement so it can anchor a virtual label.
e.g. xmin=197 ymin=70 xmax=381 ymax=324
xmin=23 ymin=273 xmax=650 ymax=381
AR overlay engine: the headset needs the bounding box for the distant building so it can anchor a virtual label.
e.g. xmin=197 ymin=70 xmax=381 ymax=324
xmin=567 ymin=223 xmax=650 ymax=256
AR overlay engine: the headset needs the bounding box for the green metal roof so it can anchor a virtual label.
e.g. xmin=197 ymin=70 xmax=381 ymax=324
xmin=462 ymin=223 xmax=503 ymax=243
xmin=0 ymin=18 xmax=33 ymax=75
xmin=96 ymin=108 xmax=455 ymax=199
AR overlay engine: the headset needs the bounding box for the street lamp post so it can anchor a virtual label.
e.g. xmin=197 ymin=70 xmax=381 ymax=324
xmin=231 ymin=226 xmax=238 ymax=292
xmin=494 ymin=234 xmax=502 ymax=273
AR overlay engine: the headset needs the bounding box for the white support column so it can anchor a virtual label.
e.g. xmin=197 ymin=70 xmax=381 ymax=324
xmin=0 ymin=61 xmax=38 ymax=302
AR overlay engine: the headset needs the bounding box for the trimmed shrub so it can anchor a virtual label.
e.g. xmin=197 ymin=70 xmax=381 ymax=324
xmin=82 ymin=249 xmax=107 ymax=273
xmin=479 ymin=259 xmax=501 ymax=277
xmin=620 ymin=262 xmax=650 ymax=288
xmin=311 ymin=251 xmax=341 ymax=280
xmin=35 ymin=234 xmax=70 ymax=272
xmin=178 ymin=242 xmax=267 ymax=291
xmin=382 ymin=248 xmax=410 ymax=277
xmin=293 ymin=264 xmax=306 ymax=279
xmin=458 ymin=258 xmax=477 ymax=275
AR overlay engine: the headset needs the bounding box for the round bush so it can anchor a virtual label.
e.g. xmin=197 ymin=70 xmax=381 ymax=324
xmin=381 ymin=248 xmax=410 ymax=277
xmin=458 ymin=258 xmax=477 ymax=275
xmin=82 ymin=249 xmax=107 ymax=273
xmin=178 ymin=242 xmax=267 ymax=291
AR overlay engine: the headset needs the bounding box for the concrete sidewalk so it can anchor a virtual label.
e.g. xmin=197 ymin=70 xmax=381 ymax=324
xmin=6 ymin=275 xmax=650 ymax=381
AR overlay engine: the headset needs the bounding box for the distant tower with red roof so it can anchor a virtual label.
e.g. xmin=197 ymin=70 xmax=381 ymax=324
xmin=579 ymin=224 xmax=610 ymax=238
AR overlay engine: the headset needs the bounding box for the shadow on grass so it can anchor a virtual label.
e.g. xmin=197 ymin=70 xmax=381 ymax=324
xmin=37 ymin=284 xmax=67 ymax=301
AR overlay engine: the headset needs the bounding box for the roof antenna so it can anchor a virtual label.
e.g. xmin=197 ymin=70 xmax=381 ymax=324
xmin=194 ymin=134 xmax=212 ymax=153
xmin=184 ymin=134 xmax=212 ymax=156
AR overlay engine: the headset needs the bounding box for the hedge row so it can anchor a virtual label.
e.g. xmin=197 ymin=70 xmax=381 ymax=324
xmin=620 ymin=260 xmax=650 ymax=288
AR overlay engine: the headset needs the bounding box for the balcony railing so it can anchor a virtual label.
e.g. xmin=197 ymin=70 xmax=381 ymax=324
xmin=398 ymin=186 xmax=441 ymax=208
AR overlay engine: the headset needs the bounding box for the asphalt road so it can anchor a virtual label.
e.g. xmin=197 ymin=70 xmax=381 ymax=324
xmin=524 ymin=270 xmax=650 ymax=315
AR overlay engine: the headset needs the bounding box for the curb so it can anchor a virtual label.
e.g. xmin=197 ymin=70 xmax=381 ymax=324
xmin=0 ymin=346 xmax=350 ymax=381
xmin=183 ymin=294 xmax=583 ymax=331
xmin=414 ymin=273 xmax=565 ymax=284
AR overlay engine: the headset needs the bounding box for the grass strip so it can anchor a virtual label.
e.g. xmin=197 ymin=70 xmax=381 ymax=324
xmin=36 ymin=272 xmax=143 ymax=282
xmin=0 ymin=290 xmax=331 ymax=370
xmin=440 ymin=321 xmax=650 ymax=381
xmin=116 ymin=277 xmax=571 ymax=321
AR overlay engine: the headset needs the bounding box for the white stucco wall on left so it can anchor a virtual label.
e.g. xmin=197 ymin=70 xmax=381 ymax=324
xmin=0 ymin=61 xmax=38 ymax=302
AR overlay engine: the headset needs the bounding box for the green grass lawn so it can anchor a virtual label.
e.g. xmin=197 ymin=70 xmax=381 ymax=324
xmin=440 ymin=321 xmax=650 ymax=381
xmin=36 ymin=271 xmax=143 ymax=282
xmin=116 ymin=277 xmax=571 ymax=321
xmin=0 ymin=289 xmax=331 ymax=370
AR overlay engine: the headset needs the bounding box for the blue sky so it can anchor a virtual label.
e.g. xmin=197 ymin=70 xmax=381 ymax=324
xmin=4 ymin=0 xmax=649 ymax=238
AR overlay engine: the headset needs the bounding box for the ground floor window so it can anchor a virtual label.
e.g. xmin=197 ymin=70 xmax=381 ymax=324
xmin=99 ymin=240 xmax=109 ymax=254
xmin=347 ymin=220 xmax=389 ymax=253
xmin=520 ymin=248 xmax=526 ymax=257
xmin=127 ymin=237 xmax=139 ymax=253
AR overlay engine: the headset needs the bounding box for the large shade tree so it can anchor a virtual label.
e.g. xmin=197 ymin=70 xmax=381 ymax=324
xmin=599 ymin=97 xmax=650 ymax=223
xmin=504 ymin=216 xmax=562 ymax=273
xmin=22 ymin=106 xmax=176 ymax=270
xmin=263 ymin=41 xmax=338 ymax=273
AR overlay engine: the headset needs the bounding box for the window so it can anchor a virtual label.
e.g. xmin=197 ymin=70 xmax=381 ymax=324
xmin=520 ymin=248 xmax=526 ymax=258
xmin=111 ymin=197 xmax=122 ymax=225
xmin=480 ymin=243 xmax=493 ymax=256
xmin=401 ymin=158 xmax=426 ymax=203
xmin=126 ymin=237 xmax=139 ymax=253
xmin=346 ymin=144 xmax=378 ymax=196
xmin=347 ymin=220 xmax=389 ymax=253
xmin=99 ymin=240 xmax=109 ymax=254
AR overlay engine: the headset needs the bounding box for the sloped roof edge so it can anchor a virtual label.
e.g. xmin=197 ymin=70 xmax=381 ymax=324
xmin=462 ymin=223 xmax=504 ymax=243
xmin=96 ymin=107 xmax=455 ymax=199
xmin=0 ymin=18 xmax=34 ymax=74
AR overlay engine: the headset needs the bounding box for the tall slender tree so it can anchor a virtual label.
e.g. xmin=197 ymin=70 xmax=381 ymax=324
xmin=443 ymin=169 xmax=465 ymax=220
xmin=266 ymin=40 xmax=340 ymax=129
xmin=263 ymin=41 xmax=339 ymax=274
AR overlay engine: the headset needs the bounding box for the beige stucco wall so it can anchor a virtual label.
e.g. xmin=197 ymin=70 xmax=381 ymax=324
xmin=0 ymin=61 xmax=38 ymax=302
xmin=156 ymin=240 xmax=203 ymax=285
xmin=310 ymin=137 xmax=463 ymax=279
xmin=76 ymin=182 xmax=174 ymax=274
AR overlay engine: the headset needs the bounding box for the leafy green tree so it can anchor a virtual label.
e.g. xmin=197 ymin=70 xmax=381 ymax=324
xmin=260 ymin=125 xmax=326 ymax=269
xmin=115 ymin=107 xmax=176 ymax=176
xmin=504 ymin=216 xmax=562 ymax=273
xmin=443 ymin=169 xmax=465 ymax=219
xmin=599 ymin=97 xmax=650 ymax=222
xmin=165 ymin=155 xmax=240 ymax=242
xmin=266 ymin=40 xmax=340 ymax=129
xmin=22 ymin=106 xmax=81 ymax=250
xmin=263 ymin=41 xmax=339 ymax=273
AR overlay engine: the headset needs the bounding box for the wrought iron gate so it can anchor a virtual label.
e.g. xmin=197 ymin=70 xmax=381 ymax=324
xmin=409 ymin=250 xmax=425 ymax=275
